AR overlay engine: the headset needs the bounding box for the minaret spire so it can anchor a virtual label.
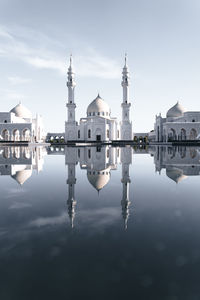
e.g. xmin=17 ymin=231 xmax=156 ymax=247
xmin=70 ymin=53 xmax=72 ymax=67
xmin=124 ymin=53 xmax=127 ymax=67
xmin=65 ymin=54 xmax=77 ymax=141
xmin=121 ymin=55 xmax=132 ymax=140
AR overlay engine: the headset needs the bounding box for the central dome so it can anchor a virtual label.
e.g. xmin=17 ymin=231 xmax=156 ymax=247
xmin=87 ymin=168 xmax=110 ymax=191
xmin=167 ymin=102 xmax=185 ymax=118
xmin=87 ymin=94 xmax=110 ymax=117
xmin=10 ymin=103 xmax=32 ymax=119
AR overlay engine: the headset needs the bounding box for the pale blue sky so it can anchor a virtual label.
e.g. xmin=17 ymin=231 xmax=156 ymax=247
xmin=0 ymin=0 xmax=200 ymax=132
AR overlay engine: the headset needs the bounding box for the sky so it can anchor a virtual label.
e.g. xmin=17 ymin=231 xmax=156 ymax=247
xmin=0 ymin=0 xmax=200 ymax=133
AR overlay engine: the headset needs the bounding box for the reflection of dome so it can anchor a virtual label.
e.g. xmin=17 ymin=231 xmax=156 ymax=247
xmin=12 ymin=169 xmax=32 ymax=185
xmin=87 ymin=168 xmax=110 ymax=191
xmin=10 ymin=103 xmax=32 ymax=119
xmin=87 ymin=94 xmax=110 ymax=117
xmin=166 ymin=102 xmax=185 ymax=118
xmin=166 ymin=166 xmax=187 ymax=183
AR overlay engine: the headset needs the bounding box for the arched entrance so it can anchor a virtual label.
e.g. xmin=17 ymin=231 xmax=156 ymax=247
xmin=22 ymin=129 xmax=31 ymax=141
xmin=180 ymin=128 xmax=186 ymax=141
xmin=12 ymin=129 xmax=20 ymax=141
xmin=95 ymin=128 xmax=102 ymax=141
xmin=189 ymin=129 xmax=197 ymax=140
xmin=2 ymin=129 xmax=9 ymax=141
xmin=168 ymin=128 xmax=176 ymax=141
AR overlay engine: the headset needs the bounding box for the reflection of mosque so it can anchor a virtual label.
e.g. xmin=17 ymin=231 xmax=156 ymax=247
xmin=151 ymin=146 xmax=200 ymax=183
xmin=64 ymin=146 xmax=132 ymax=229
xmin=0 ymin=146 xmax=46 ymax=185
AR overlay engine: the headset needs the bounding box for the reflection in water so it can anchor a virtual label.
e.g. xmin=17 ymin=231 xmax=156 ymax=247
xmin=151 ymin=146 xmax=200 ymax=183
xmin=1 ymin=145 xmax=200 ymax=299
xmin=1 ymin=145 xmax=200 ymax=228
xmin=65 ymin=146 xmax=132 ymax=229
xmin=0 ymin=146 xmax=46 ymax=185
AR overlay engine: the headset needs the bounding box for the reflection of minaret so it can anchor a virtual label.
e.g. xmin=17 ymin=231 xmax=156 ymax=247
xmin=67 ymin=163 xmax=76 ymax=228
xmin=66 ymin=148 xmax=77 ymax=228
xmin=121 ymin=147 xmax=132 ymax=230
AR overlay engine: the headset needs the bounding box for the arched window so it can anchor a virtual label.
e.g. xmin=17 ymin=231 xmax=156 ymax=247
xmin=78 ymin=130 xmax=80 ymax=139
xmin=4 ymin=120 xmax=7 ymax=123
xmin=192 ymin=119 xmax=195 ymax=122
xmin=88 ymin=149 xmax=91 ymax=159
xmin=107 ymin=149 xmax=109 ymax=158
xmin=88 ymin=129 xmax=91 ymax=138
xmin=190 ymin=128 xmax=197 ymax=140
xmin=107 ymin=129 xmax=109 ymax=138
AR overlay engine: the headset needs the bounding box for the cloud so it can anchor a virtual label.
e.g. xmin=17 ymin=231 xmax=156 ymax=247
xmin=79 ymin=207 xmax=121 ymax=227
xmin=25 ymin=56 xmax=65 ymax=73
xmin=29 ymin=212 xmax=67 ymax=227
xmin=1 ymin=90 xmax=25 ymax=101
xmin=8 ymin=76 xmax=32 ymax=85
xmin=9 ymin=202 xmax=32 ymax=209
xmin=0 ymin=25 xmax=121 ymax=79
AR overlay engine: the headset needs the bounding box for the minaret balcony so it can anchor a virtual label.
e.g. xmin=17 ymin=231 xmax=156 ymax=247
xmin=66 ymin=103 xmax=76 ymax=108
xmin=121 ymin=103 xmax=131 ymax=108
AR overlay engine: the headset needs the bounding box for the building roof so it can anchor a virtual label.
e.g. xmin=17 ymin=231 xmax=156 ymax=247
xmin=166 ymin=102 xmax=185 ymax=118
xmin=87 ymin=94 xmax=110 ymax=116
xmin=10 ymin=103 xmax=32 ymax=119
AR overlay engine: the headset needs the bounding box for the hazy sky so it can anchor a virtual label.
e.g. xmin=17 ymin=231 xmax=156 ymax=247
xmin=0 ymin=0 xmax=200 ymax=132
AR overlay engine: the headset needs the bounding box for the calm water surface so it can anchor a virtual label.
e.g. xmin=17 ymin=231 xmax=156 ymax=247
xmin=0 ymin=145 xmax=200 ymax=300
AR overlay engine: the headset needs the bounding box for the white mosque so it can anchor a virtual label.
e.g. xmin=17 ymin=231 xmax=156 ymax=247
xmin=153 ymin=102 xmax=200 ymax=142
xmin=0 ymin=102 xmax=44 ymax=142
xmin=65 ymin=55 xmax=133 ymax=142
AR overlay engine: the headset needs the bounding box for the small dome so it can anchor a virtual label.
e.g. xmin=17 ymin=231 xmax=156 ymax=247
xmin=87 ymin=94 xmax=110 ymax=117
xmin=10 ymin=103 xmax=32 ymax=119
xmin=166 ymin=102 xmax=185 ymax=118
xmin=12 ymin=169 xmax=32 ymax=185
xmin=87 ymin=168 xmax=110 ymax=191
xmin=166 ymin=167 xmax=187 ymax=183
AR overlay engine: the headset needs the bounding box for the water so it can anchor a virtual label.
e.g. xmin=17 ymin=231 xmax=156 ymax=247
xmin=0 ymin=145 xmax=200 ymax=300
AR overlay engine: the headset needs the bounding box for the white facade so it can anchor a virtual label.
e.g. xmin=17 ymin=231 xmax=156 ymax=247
xmin=154 ymin=102 xmax=200 ymax=142
xmin=0 ymin=103 xmax=44 ymax=142
xmin=65 ymin=56 xmax=133 ymax=142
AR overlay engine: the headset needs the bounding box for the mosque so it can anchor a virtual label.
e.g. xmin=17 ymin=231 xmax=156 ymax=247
xmin=0 ymin=102 xmax=44 ymax=142
xmin=65 ymin=55 xmax=133 ymax=142
xmin=153 ymin=102 xmax=200 ymax=142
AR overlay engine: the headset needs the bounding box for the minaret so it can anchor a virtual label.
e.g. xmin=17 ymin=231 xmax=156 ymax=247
xmin=121 ymin=54 xmax=132 ymax=140
xmin=65 ymin=55 xmax=77 ymax=141
xmin=66 ymin=148 xmax=77 ymax=228
xmin=121 ymin=147 xmax=132 ymax=229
